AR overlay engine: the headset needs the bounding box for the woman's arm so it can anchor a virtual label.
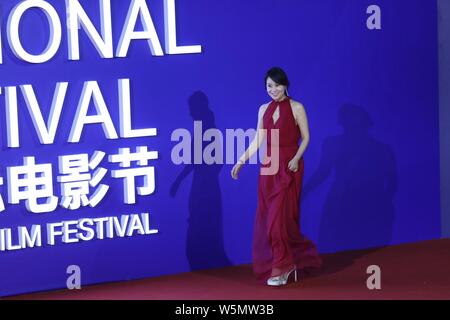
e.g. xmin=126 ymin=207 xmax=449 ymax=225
xmin=288 ymin=101 xmax=310 ymax=171
xmin=237 ymin=104 xmax=268 ymax=163
xmin=231 ymin=104 xmax=268 ymax=179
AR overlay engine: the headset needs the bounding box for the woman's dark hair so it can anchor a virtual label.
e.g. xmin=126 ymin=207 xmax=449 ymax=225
xmin=265 ymin=67 xmax=290 ymax=89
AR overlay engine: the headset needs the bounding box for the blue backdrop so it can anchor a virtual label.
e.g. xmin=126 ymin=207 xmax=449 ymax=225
xmin=0 ymin=0 xmax=440 ymax=297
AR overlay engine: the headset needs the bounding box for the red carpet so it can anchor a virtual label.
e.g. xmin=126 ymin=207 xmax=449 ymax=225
xmin=6 ymin=239 xmax=450 ymax=300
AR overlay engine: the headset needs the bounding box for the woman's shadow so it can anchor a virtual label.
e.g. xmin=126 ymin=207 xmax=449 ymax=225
xmin=170 ymin=91 xmax=232 ymax=271
xmin=303 ymin=104 xmax=398 ymax=276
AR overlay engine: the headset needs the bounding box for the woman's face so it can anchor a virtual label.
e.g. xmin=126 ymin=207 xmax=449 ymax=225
xmin=266 ymin=77 xmax=286 ymax=101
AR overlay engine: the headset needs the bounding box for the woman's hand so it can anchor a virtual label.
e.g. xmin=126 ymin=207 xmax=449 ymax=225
xmin=288 ymin=157 xmax=299 ymax=172
xmin=231 ymin=162 xmax=244 ymax=179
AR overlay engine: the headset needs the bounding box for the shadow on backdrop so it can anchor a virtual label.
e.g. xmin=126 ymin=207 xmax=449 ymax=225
xmin=170 ymin=91 xmax=232 ymax=271
xmin=303 ymin=104 xmax=397 ymax=274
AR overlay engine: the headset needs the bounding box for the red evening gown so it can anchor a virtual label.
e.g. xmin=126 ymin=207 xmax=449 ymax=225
xmin=253 ymin=97 xmax=322 ymax=282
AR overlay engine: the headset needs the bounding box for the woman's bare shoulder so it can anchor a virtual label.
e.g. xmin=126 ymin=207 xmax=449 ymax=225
xmin=290 ymin=99 xmax=307 ymax=114
xmin=260 ymin=101 xmax=271 ymax=109
xmin=258 ymin=102 xmax=271 ymax=114
xmin=290 ymin=99 xmax=305 ymax=109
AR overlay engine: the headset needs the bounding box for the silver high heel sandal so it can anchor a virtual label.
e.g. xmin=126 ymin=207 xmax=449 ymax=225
xmin=266 ymin=267 xmax=298 ymax=286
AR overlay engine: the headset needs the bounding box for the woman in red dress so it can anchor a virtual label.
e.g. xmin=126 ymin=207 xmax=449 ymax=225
xmin=231 ymin=67 xmax=322 ymax=286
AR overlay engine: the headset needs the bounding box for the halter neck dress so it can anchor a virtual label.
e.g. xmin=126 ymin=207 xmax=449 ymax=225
xmin=253 ymin=97 xmax=322 ymax=282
